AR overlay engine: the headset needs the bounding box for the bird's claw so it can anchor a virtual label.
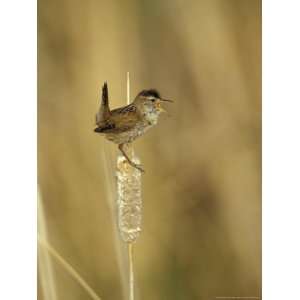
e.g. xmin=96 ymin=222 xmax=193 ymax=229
xmin=132 ymin=162 xmax=145 ymax=173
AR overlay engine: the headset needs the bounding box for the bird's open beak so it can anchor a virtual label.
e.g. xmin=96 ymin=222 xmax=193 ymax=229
xmin=156 ymin=98 xmax=173 ymax=113
xmin=158 ymin=106 xmax=167 ymax=113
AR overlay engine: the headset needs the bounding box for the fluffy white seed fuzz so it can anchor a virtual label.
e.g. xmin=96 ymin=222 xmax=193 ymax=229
xmin=116 ymin=150 xmax=142 ymax=243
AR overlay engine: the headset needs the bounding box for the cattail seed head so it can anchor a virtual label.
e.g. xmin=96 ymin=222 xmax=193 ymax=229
xmin=116 ymin=152 xmax=142 ymax=243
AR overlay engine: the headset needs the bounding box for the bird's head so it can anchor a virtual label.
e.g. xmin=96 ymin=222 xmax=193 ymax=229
xmin=134 ymin=89 xmax=173 ymax=124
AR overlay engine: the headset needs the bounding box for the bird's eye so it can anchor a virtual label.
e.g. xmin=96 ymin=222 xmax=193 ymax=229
xmin=151 ymin=98 xmax=155 ymax=102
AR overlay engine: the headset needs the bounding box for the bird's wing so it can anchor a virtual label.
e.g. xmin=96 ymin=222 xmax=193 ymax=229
xmin=94 ymin=104 xmax=140 ymax=133
xmin=94 ymin=122 xmax=116 ymax=133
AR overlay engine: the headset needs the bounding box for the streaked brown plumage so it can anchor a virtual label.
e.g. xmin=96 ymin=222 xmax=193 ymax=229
xmin=94 ymin=82 xmax=172 ymax=172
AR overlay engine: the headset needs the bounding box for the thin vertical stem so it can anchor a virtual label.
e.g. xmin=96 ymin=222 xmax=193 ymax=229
xmin=127 ymin=71 xmax=130 ymax=105
xmin=127 ymin=72 xmax=135 ymax=300
xmin=128 ymin=243 xmax=134 ymax=300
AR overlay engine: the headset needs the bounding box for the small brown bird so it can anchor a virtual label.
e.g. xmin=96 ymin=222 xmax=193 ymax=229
xmin=94 ymin=82 xmax=172 ymax=172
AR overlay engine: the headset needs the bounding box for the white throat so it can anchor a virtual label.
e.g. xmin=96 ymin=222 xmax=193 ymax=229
xmin=146 ymin=111 xmax=159 ymax=125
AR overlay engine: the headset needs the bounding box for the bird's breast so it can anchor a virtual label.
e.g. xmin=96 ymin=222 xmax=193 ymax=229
xmin=144 ymin=111 xmax=159 ymax=126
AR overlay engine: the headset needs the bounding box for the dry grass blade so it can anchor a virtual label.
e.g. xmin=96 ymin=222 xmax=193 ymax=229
xmin=38 ymin=188 xmax=58 ymax=300
xmin=38 ymin=237 xmax=102 ymax=300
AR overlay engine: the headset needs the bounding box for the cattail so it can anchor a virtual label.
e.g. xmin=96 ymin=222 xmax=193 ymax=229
xmin=116 ymin=147 xmax=142 ymax=243
xmin=115 ymin=72 xmax=141 ymax=300
xmin=116 ymin=72 xmax=143 ymax=245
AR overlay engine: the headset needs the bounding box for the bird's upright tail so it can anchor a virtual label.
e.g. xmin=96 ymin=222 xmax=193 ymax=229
xmin=96 ymin=82 xmax=111 ymax=125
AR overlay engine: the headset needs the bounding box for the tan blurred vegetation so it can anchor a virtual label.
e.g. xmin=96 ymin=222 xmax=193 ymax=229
xmin=38 ymin=0 xmax=261 ymax=299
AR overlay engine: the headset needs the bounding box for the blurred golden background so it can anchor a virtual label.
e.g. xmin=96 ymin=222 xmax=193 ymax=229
xmin=38 ymin=0 xmax=261 ymax=299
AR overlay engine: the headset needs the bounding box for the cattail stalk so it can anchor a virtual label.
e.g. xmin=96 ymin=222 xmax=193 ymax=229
xmin=128 ymin=243 xmax=134 ymax=300
xmin=116 ymin=72 xmax=142 ymax=243
xmin=116 ymin=72 xmax=142 ymax=300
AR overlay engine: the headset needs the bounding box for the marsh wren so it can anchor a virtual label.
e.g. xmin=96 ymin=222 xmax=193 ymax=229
xmin=94 ymin=82 xmax=172 ymax=172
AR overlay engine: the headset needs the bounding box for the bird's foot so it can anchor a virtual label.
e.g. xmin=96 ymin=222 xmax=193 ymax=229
xmin=118 ymin=143 xmax=145 ymax=173
xmin=123 ymin=159 xmax=145 ymax=173
xmin=130 ymin=161 xmax=145 ymax=173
